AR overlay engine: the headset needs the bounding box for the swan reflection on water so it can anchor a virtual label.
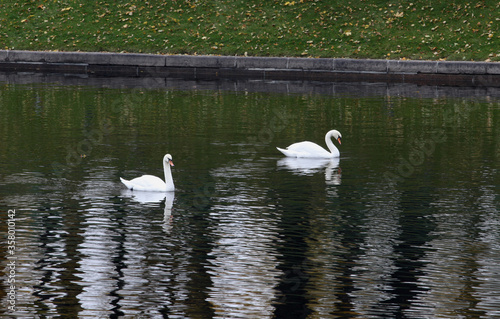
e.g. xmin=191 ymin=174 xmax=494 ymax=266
xmin=120 ymin=190 xmax=175 ymax=233
xmin=277 ymin=157 xmax=341 ymax=185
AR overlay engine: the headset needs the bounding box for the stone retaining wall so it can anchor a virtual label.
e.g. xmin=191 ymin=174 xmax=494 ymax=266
xmin=0 ymin=50 xmax=499 ymax=87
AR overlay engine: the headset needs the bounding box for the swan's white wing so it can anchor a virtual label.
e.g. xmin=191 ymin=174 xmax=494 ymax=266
xmin=120 ymin=175 xmax=167 ymax=192
xmin=278 ymin=141 xmax=332 ymax=158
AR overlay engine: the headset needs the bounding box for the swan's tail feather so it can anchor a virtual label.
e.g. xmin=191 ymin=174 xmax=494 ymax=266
xmin=276 ymin=147 xmax=287 ymax=156
xmin=120 ymin=177 xmax=133 ymax=190
xmin=277 ymin=147 xmax=297 ymax=157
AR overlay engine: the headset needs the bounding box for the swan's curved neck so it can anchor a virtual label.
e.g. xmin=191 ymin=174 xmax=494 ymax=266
xmin=163 ymin=161 xmax=174 ymax=190
xmin=325 ymin=131 xmax=336 ymax=154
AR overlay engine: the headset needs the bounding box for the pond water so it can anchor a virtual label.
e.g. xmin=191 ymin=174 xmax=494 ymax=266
xmin=0 ymin=75 xmax=499 ymax=318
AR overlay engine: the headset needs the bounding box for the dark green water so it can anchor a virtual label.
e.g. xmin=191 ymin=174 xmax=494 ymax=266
xmin=0 ymin=77 xmax=499 ymax=318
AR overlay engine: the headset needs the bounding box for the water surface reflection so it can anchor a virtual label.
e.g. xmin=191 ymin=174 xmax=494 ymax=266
xmin=0 ymin=79 xmax=499 ymax=318
xmin=277 ymin=157 xmax=341 ymax=185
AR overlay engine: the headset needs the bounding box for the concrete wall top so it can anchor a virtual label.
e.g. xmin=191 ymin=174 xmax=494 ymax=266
xmin=287 ymin=58 xmax=334 ymax=71
xmin=235 ymin=56 xmax=289 ymax=69
xmin=165 ymin=55 xmax=236 ymax=68
xmin=1 ymin=50 xmax=166 ymax=66
xmin=487 ymin=63 xmax=500 ymax=75
xmin=387 ymin=60 xmax=438 ymax=74
xmin=0 ymin=50 xmax=498 ymax=75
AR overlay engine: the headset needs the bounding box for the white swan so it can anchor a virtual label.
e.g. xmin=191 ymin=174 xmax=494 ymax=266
xmin=277 ymin=130 xmax=342 ymax=158
xmin=120 ymin=154 xmax=175 ymax=192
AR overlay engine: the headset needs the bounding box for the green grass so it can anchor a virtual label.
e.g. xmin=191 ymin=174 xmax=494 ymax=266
xmin=0 ymin=0 xmax=498 ymax=61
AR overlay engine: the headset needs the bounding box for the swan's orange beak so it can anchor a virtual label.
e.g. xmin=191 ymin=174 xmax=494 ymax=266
xmin=337 ymin=137 xmax=342 ymax=145
xmin=169 ymin=160 xmax=174 ymax=167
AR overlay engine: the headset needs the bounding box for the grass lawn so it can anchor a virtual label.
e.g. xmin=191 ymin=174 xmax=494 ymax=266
xmin=0 ymin=0 xmax=498 ymax=61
